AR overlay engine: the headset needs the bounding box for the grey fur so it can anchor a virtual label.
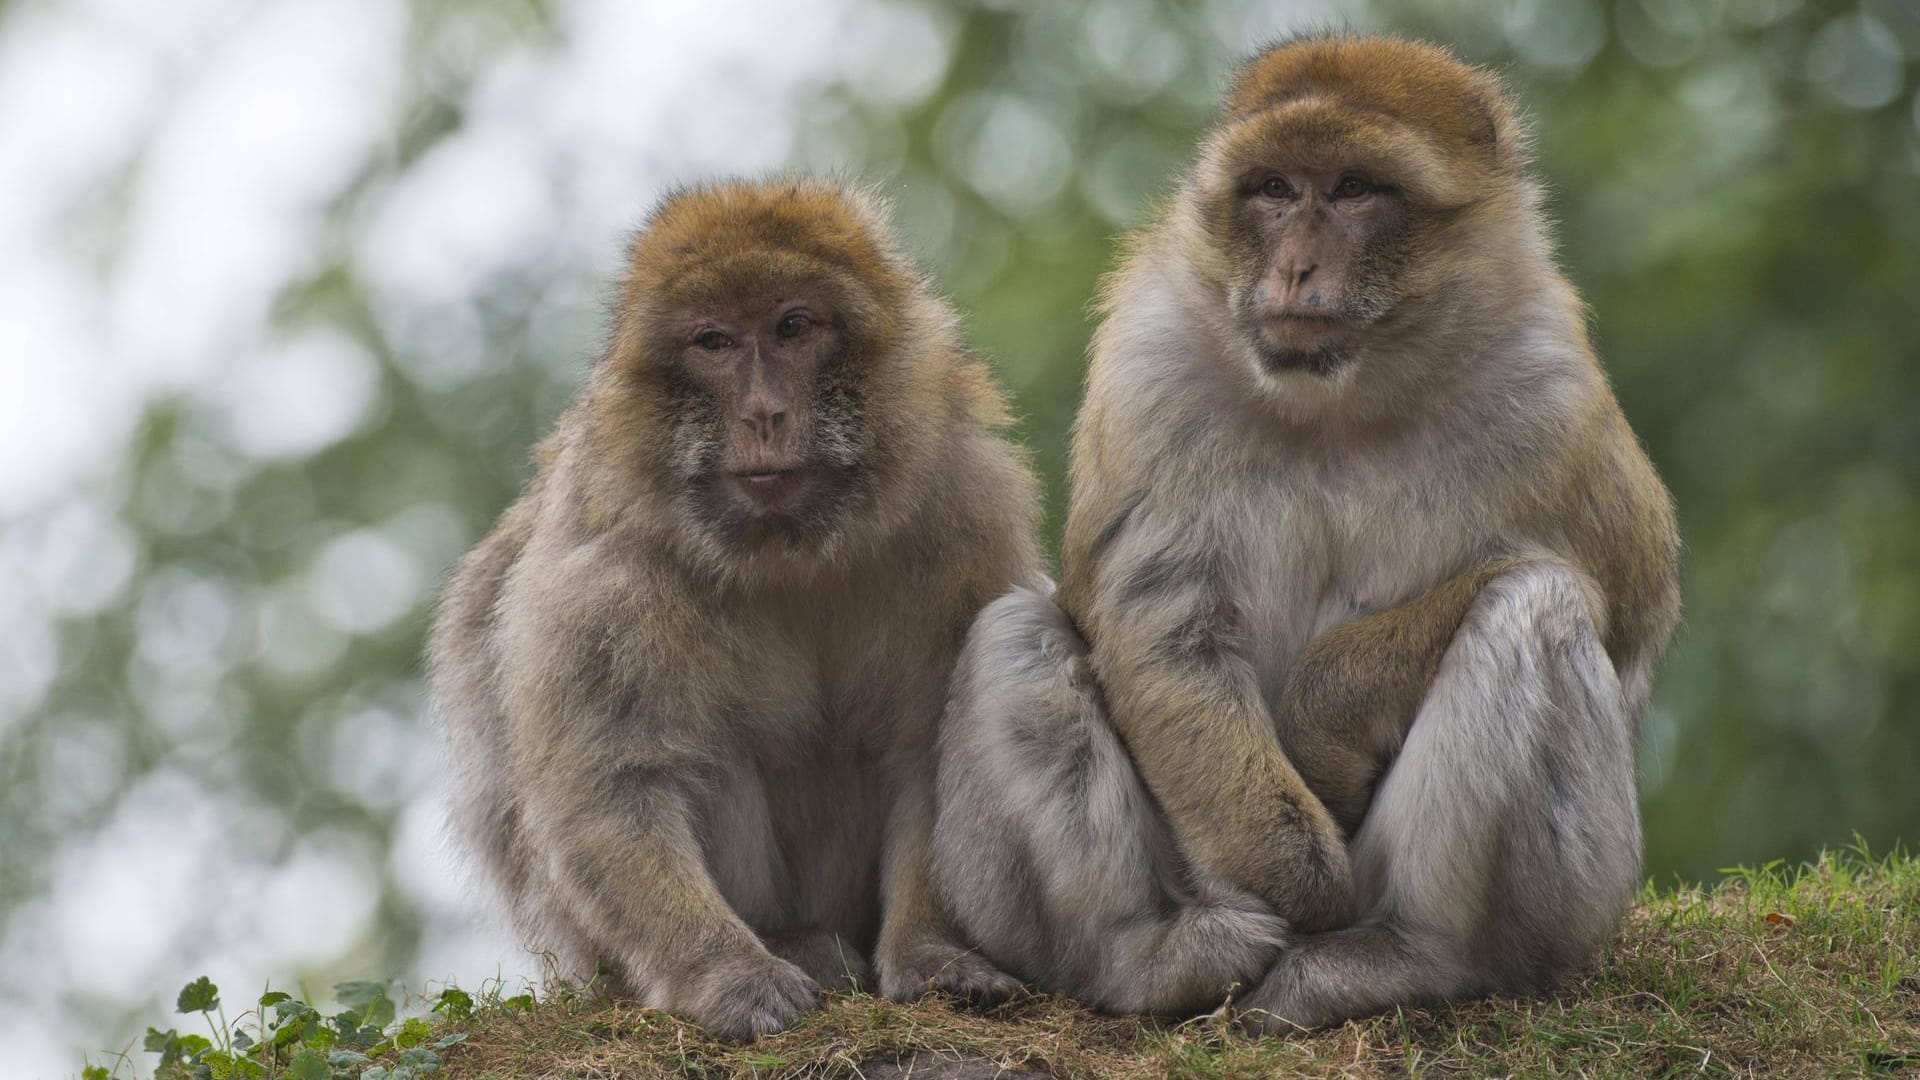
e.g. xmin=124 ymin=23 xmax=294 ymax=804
xmin=933 ymin=588 xmax=1288 ymax=1015
xmin=1239 ymin=562 xmax=1641 ymax=1028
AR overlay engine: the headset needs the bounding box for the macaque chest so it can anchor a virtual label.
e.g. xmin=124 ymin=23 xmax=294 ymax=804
xmin=1240 ymin=475 xmax=1474 ymax=702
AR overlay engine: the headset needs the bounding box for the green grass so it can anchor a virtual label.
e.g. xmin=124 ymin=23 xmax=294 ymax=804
xmin=113 ymin=847 xmax=1920 ymax=1079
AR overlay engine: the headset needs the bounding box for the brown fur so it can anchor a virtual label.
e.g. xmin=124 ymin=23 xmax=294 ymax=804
xmin=431 ymin=178 xmax=1042 ymax=1040
xmin=1223 ymin=35 xmax=1525 ymax=185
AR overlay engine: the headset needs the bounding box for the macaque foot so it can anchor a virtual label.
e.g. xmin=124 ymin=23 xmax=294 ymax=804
xmin=879 ymin=935 xmax=1023 ymax=1004
xmin=765 ymin=929 xmax=872 ymax=993
xmin=1233 ymin=965 xmax=1316 ymax=1036
xmin=683 ymin=950 xmax=821 ymax=1041
xmin=1178 ymin=897 xmax=1293 ymax=998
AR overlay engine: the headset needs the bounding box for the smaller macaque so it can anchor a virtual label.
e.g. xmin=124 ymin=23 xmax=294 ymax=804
xmin=431 ymin=179 xmax=1043 ymax=1039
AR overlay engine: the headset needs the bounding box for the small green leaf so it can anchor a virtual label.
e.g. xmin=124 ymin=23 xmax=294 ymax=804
xmin=335 ymin=980 xmax=396 ymax=1030
xmin=231 ymin=1029 xmax=255 ymax=1051
xmin=430 ymin=988 xmax=472 ymax=1022
xmin=431 ymin=1032 xmax=468 ymax=1050
xmin=175 ymin=1034 xmax=214 ymax=1059
xmin=501 ymin=993 xmax=534 ymax=1012
xmin=258 ymin=991 xmax=291 ymax=1008
xmin=332 ymin=980 xmax=387 ymax=1009
xmin=397 ymin=1046 xmax=441 ymax=1071
xmin=144 ymin=1028 xmax=179 ymax=1054
xmin=362 ymin=1067 xmax=391 ymax=1080
xmin=285 ymin=1048 xmax=330 ymax=1080
xmin=394 ymin=1016 xmax=433 ymax=1048
xmin=82 ymin=1066 xmax=111 ymax=1080
xmin=327 ymin=1050 xmax=373 ymax=1067
xmin=177 ymin=976 xmax=221 ymax=1014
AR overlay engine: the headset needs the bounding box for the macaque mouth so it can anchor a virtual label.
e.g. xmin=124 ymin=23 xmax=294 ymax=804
xmin=736 ymin=469 xmax=799 ymax=485
xmin=1257 ymin=342 xmax=1351 ymax=378
xmin=727 ymin=466 xmax=814 ymax=511
xmin=1247 ymin=309 xmax=1352 ymax=363
xmin=1241 ymin=294 xmax=1351 ymax=332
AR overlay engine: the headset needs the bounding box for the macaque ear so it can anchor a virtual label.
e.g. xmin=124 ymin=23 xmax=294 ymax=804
xmin=1466 ymin=91 xmax=1500 ymax=156
xmin=1462 ymin=79 xmax=1532 ymax=174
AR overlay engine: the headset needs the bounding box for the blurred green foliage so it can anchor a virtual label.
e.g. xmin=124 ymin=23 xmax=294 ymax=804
xmin=1 ymin=0 xmax=1916 ymax=1049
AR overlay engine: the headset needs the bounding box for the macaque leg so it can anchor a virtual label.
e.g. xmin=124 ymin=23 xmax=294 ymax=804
xmin=932 ymin=588 xmax=1288 ymax=1014
xmin=525 ymin=773 xmax=820 ymax=1041
xmin=1276 ymin=557 xmax=1530 ymax=833
xmin=1240 ymin=562 xmax=1641 ymax=1030
xmin=874 ymin=770 xmax=1023 ymax=1003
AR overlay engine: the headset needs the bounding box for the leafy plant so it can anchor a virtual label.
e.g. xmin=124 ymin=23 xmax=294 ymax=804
xmin=135 ymin=977 xmax=485 ymax=1080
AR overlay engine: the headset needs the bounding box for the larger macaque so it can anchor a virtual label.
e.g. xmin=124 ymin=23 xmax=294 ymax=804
xmin=431 ymin=179 xmax=1039 ymax=1039
xmin=933 ymin=35 xmax=1680 ymax=1025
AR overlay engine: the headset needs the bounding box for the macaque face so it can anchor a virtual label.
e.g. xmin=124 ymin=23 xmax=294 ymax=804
xmin=663 ymin=283 xmax=870 ymax=547
xmin=1225 ymin=160 xmax=1412 ymax=378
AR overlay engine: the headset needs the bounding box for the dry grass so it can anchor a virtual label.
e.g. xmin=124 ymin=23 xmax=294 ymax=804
xmin=407 ymin=850 xmax=1920 ymax=1078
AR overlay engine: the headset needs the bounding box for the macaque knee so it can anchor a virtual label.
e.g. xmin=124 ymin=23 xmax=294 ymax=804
xmin=1473 ymin=560 xmax=1608 ymax=647
xmin=951 ymin=586 xmax=1088 ymax=704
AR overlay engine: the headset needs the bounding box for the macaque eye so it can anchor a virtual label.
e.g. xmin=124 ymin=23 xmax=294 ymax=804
xmin=1259 ymin=175 xmax=1295 ymax=200
xmin=695 ymin=329 xmax=733 ymax=351
xmin=776 ymin=311 xmax=812 ymax=339
xmin=1331 ymin=175 xmax=1375 ymax=199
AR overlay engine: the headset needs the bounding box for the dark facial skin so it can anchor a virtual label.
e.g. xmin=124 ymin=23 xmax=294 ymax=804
xmin=1230 ymin=166 xmax=1409 ymax=376
xmin=668 ymin=287 xmax=867 ymax=546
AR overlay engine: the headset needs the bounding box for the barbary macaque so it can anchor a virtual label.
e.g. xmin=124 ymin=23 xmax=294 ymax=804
xmin=933 ymin=34 xmax=1680 ymax=1026
xmin=431 ymin=179 xmax=1041 ymax=1039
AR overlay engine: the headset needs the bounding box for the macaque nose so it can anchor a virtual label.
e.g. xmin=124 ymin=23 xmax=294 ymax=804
xmin=1260 ymin=260 xmax=1320 ymax=310
xmin=1282 ymin=262 xmax=1317 ymax=301
xmin=740 ymin=403 xmax=788 ymax=442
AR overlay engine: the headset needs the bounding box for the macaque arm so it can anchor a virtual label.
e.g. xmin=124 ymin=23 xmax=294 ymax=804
xmin=518 ymin=755 xmax=817 ymax=1038
xmin=1276 ymin=556 xmax=1531 ymax=831
xmin=1087 ymin=543 xmax=1353 ymax=931
xmin=525 ymin=765 xmax=760 ymax=981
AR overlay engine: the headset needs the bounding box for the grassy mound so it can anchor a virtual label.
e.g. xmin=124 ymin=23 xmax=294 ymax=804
xmin=125 ymin=848 xmax=1918 ymax=1079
